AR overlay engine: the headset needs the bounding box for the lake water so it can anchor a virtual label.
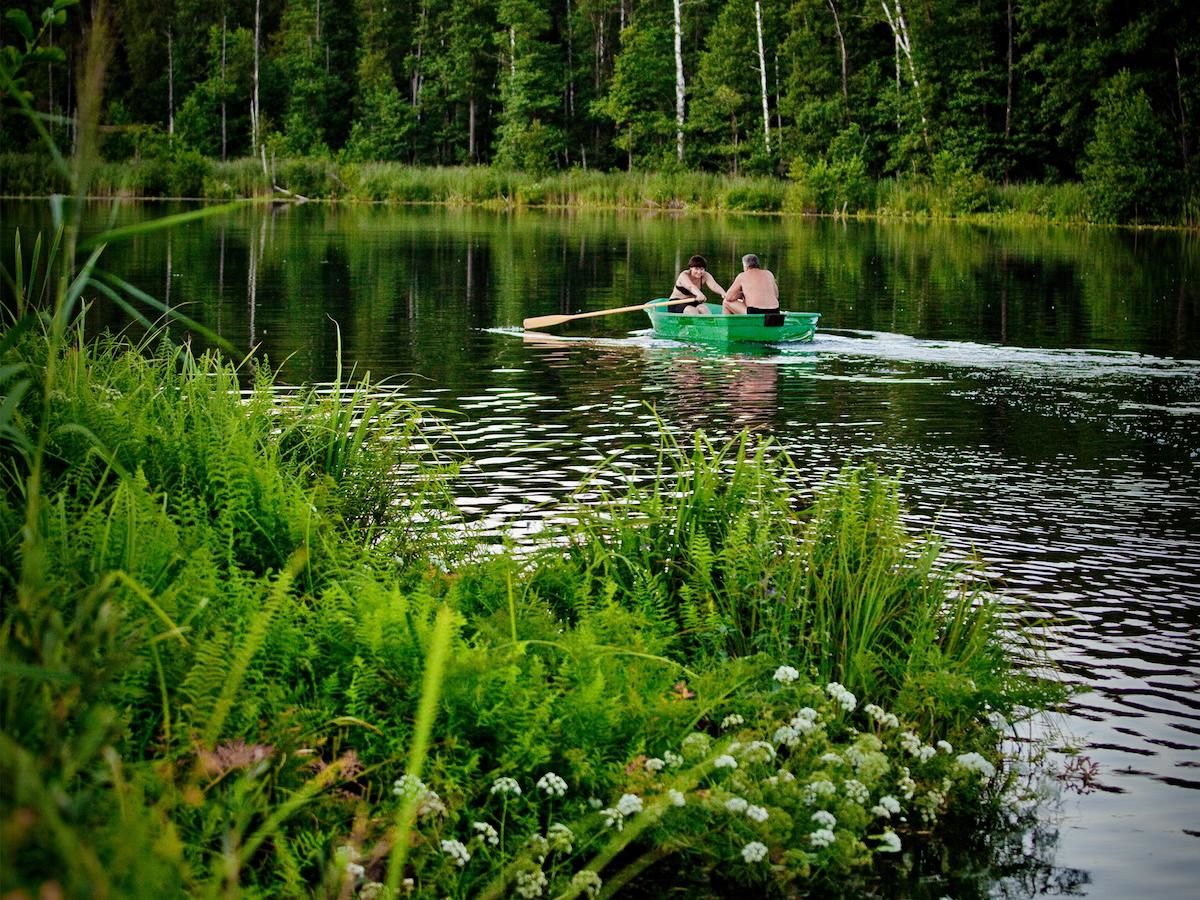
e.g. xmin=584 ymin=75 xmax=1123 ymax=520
xmin=3 ymin=201 xmax=1198 ymax=897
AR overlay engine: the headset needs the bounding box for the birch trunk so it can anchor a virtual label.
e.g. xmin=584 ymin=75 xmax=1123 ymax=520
xmin=221 ymin=15 xmax=227 ymax=161
xmin=755 ymin=1 xmax=770 ymax=154
xmin=253 ymin=0 xmax=262 ymax=169
xmin=673 ymin=0 xmax=685 ymax=162
xmin=167 ymin=26 xmax=174 ymax=135
xmin=468 ymin=96 xmax=476 ymax=161
xmin=828 ymin=0 xmax=849 ymax=109
xmin=880 ymin=0 xmax=929 ymax=152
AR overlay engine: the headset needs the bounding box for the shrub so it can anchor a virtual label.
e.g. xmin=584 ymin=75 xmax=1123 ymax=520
xmin=1083 ymin=70 xmax=1178 ymax=224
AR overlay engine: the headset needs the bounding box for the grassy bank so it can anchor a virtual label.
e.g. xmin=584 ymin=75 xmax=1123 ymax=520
xmin=0 ymin=318 xmax=1066 ymax=897
xmin=6 ymin=150 xmax=1175 ymax=226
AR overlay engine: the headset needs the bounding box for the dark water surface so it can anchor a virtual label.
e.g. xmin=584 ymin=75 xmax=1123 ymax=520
xmin=4 ymin=201 xmax=1199 ymax=897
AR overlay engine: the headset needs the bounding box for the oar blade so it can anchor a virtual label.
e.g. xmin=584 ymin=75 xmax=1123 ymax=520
xmin=522 ymin=314 xmax=572 ymax=330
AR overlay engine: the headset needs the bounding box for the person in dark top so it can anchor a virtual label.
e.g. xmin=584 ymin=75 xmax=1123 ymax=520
xmin=666 ymin=254 xmax=726 ymax=314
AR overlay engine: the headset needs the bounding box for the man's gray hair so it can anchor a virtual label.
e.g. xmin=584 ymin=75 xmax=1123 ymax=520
xmin=742 ymin=253 xmax=760 ymax=269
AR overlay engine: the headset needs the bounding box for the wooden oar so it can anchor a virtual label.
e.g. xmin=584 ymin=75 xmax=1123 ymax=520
xmin=523 ymin=298 xmax=680 ymax=331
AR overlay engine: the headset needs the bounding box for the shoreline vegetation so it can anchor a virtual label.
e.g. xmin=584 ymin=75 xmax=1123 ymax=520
xmin=4 ymin=151 xmax=1190 ymax=229
xmin=0 ymin=317 xmax=1070 ymax=897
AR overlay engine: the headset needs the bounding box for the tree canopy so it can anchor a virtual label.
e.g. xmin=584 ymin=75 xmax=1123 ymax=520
xmin=4 ymin=0 xmax=1197 ymax=219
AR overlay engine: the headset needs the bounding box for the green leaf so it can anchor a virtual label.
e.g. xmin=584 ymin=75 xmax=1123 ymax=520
xmin=5 ymin=9 xmax=33 ymax=44
xmin=53 ymin=0 xmax=80 ymax=11
xmin=26 ymin=47 xmax=67 ymax=64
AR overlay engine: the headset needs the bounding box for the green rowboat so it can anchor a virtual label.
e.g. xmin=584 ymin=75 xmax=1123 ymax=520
xmin=645 ymin=302 xmax=820 ymax=344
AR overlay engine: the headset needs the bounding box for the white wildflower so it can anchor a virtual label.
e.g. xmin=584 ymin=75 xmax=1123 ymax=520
xmin=802 ymin=779 xmax=837 ymax=805
xmin=746 ymin=804 xmax=769 ymax=823
xmin=644 ymin=757 xmax=665 ymax=773
xmin=721 ymin=713 xmax=746 ymax=730
xmin=876 ymin=830 xmax=902 ymax=853
xmin=741 ymin=740 xmax=776 ymax=763
xmin=392 ymin=773 xmax=426 ymax=799
xmin=741 ymin=841 xmax=769 ymax=863
xmin=898 ymin=766 xmax=916 ymax=800
xmin=587 ymin=797 xmax=603 ymax=810
xmin=773 ymin=665 xmax=800 ymax=684
xmin=871 ymin=795 xmax=902 ymax=818
xmin=345 ymin=861 xmax=365 ymax=881
xmin=547 ymin=823 xmax=574 ymax=853
xmin=724 ymin=796 xmax=749 ymax=814
xmin=514 ymin=866 xmax=548 ymax=899
xmin=491 ymin=776 xmax=522 ymax=797
xmin=668 ymin=788 xmax=686 ymax=807
xmin=773 ymin=724 xmax=800 ymax=748
xmin=812 ymin=809 xmax=838 ymax=829
xmin=810 ymin=828 xmax=837 ymax=848
xmin=898 ymin=731 xmax=923 ymax=756
xmin=616 ymin=793 xmax=644 ymax=816
xmin=843 ymin=779 xmax=870 ymax=805
xmin=440 ymin=839 xmax=471 ymax=867
xmin=472 ymin=821 xmax=500 ymax=846
xmin=820 ymin=752 xmax=842 ymax=766
xmin=663 ymin=750 xmax=685 ymax=769
xmin=864 ymin=703 xmax=899 ymax=729
xmin=825 ymin=682 xmax=857 ymax=712
xmin=955 ymin=752 xmax=997 ymax=780
xmin=600 ymin=808 xmax=624 ymax=831
xmin=571 ymin=870 xmax=603 ymax=898
xmin=360 ymin=883 xmax=387 ymax=900
xmin=713 ymin=754 xmax=738 ymax=770
xmin=417 ymin=789 xmax=445 ymax=818
xmin=536 ymin=772 xmax=568 ymax=797
xmin=937 ymin=740 xmax=953 ymax=754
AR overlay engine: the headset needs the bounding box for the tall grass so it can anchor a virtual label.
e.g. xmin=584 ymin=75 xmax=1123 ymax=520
xmin=6 ymin=150 xmax=1190 ymax=226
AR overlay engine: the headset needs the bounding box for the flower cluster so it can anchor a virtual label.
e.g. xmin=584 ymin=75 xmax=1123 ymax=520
xmin=547 ymin=823 xmax=574 ymax=853
xmin=536 ymin=772 xmax=568 ymax=797
xmin=392 ymin=773 xmax=444 ymax=817
xmin=876 ymin=830 xmax=903 ymax=853
xmin=773 ymin=665 xmax=800 ymax=685
xmin=864 ymin=703 xmax=899 ymax=729
xmin=570 ymin=870 xmax=603 ymax=898
xmin=441 ymin=838 xmax=471 ymax=867
xmin=491 ymin=776 xmax=522 ymax=796
xmin=713 ymin=754 xmax=738 ymax=770
xmin=514 ymin=866 xmax=548 ymax=898
xmin=870 ymin=795 xmax=901 ymax=818
xmin=644 ymin=757 xmax=665 ymax=773
xmin=721 ymin=713 xmax=746 ymax=730
xmin=825 ymin=682 xmax=857 ymax=712
xmin=741 ymin=841 xmax=769 ymax=863
xmin=663 ymin=750 xmax=685 ymax=769
xmin=472 ymin=821 xmax=500 ymax=846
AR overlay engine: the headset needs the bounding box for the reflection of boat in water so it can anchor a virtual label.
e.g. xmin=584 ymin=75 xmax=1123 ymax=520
xmin=646 ymin=302 xmax=819 ymax=345
xmin=647 ymin=346 xmax=818 ymax=434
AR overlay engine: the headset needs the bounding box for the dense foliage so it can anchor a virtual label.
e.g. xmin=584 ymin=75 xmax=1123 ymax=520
xmin=0 ymin=316 xmax=1067 ymax=897
xmin=2 ymin=0 xmax=1198 ymax=222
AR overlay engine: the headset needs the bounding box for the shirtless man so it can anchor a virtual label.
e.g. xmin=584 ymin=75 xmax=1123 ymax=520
xmin=722 ymin=253 xmax=779 ymax=315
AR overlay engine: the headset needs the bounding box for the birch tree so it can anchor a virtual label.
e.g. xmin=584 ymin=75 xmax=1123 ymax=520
xmin=880 ymin=0 xmax=929 ymax=153
xmin=754 ymin=0 xmax=769 ymax=154
xmin=673 ymin=0 xmax=684 ymax=162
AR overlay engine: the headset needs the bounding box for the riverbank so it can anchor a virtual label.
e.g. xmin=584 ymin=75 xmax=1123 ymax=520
xmin=0 ymin=322 xmax=1068 ymax=897
xmin=8 ymin=150 xmax=1192 ymax=228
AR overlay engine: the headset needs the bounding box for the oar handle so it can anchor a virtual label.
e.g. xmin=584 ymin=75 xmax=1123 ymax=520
xmin=523 ymin=298 xmax=679 ymax=331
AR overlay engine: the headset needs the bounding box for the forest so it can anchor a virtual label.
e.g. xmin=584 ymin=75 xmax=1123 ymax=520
xmin=2 ymin=0 xmax=1198 ymax=223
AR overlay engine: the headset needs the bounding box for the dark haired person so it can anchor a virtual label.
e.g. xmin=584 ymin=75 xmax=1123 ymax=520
xmin=722 ymin=253 xmax=779 ymax=315
xmin=666 ymin=254 xmax=726 ymax=315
